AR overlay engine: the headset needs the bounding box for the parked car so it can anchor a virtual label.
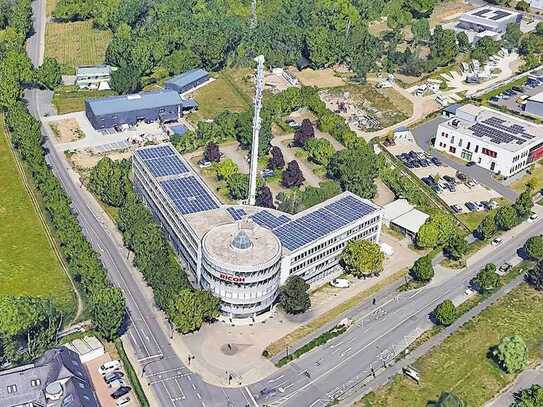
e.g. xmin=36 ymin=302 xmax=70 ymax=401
xmin=492 ymin=237 xmax=503 ymax=246
xmin=431 ymin=157 xmax=442 ymax=166
xmin=111 ymin=387 xmax=131 ymax=400
xmin=456 ymin=171 xmax=467 ymax=181
xmin=489 ymin=96 xmax=500 ymax=103
xmin=104 ymin=372 xmax=124 ymax=385
xmin=450 ymin=204 xmax=462 ymax=213
xmin=447 ymin=183 xmax=456 ymax=192
xmin=465 ymin=202 xmax=477 ymax=212
xmin=330 ymin=278 xmax=350 ymax=288
xmin=98 ymin=360 xmax=121 ymax=376
xmin=528 ymin=214 xmax=539 ymax=223
xmin=489 ymin=200 xmax=499 ymax=209
xmin=512 ymin=86 xmax=524 ymax=92
xmin=261 ymin=169 xmax=274 ymax=178
xmin=466 ymin=161 xmax=476 ymax=167
xmin=116 ymin=397 xmax=132 ymax=407
xmin=443 ymin=175 xmax=455 ymax=183
xmin=198 ymin=160 xmax=212 ymax=168
xmin=499 ymin=262 xmax=512 ymax=273
xmin=109 ymin=379 xmax=125 ymax=390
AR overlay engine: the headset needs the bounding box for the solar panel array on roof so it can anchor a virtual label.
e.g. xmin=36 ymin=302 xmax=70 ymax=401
xmin=137 ymin=145 xmax=175 ymax=160
xmin=273 ymin=195 xmax=377 ymax=251
xmin=160 ymin=176 xmax=219 ymax=214
xmin=145 ymin=156 xmax=188 ymax=177
xmin=250 ymin=210 xmax=291 ymax=229
xmin=470 ymin=116 xmax=533 ymax=146
xmin=490 ymin=10 xmax=510 ymax=20
xmin=473 ymin=8 xmax=491 ymax=16
xmin=227 ymin=207 xmax=247 ymax=221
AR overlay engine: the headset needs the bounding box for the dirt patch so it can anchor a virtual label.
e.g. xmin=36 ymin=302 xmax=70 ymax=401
xmin=291 ymin=68 xmax=345 ymax=88
xmin=50 ymin=119 xmax=85 ymax=143
xmin=430 ymin=0 xmax=474 ymax=27
xmin=68 ymin=149 xmax=133 ymax=173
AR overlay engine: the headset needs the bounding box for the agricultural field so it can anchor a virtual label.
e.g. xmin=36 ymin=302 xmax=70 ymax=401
xmin=188 ymin=68 xmax=254 ymax=123
xmin=358 ymin=283 xmax=543 ymax=407
xmin=45 ymin=20 xmax=112 ymax=72
xmin=0 ymin=116 xmax=75 ymax=313
xmin=52 ymin=85 xmax=116 ymax=114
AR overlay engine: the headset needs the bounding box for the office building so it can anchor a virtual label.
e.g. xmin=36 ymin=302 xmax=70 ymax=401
xmin=454 ymin=6 xmax=522 ymax=43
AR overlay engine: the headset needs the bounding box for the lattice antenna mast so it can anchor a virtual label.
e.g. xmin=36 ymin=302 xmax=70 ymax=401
xmin=248 ymin=55 xmax=265 ymax=206
xmin=250 ymin=0 xmax=257 ymax=28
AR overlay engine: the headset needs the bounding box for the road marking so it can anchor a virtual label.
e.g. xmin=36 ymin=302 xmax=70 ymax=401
xmin=161 ymin=382 xmax=177 ymax=406
xmin=244 ymin=387 xmax=259 ymax=407
xmin=196 ymin=392 xmax=202 ymax=399
xmin=269 ymin=374 xmax=285 ymax=383
xmin=137 ymin=354 xmax=163 ymax=363
xmin=174 ymin=378 xmax=186 ymax=400
xmin=146 ymin=367 xmax=188 ymax=378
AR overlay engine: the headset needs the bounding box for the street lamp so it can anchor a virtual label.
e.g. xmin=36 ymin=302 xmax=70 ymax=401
xmin=141 ymin=355 xmax=164 ymax=377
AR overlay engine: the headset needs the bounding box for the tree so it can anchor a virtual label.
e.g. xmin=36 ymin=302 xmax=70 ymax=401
xmin=170 ymin=289 xmax=220 ymax=334
xmin=526 ymin=261 xmax=543 ymax=290
xmin=282 ymin=160 xmax=305 ymax=188
xmin=276 ymin=191 xmax=305 ymax=214
xmin=89 ymin=157 xmax=130 ymax=207
xmin=444 ymin=234 xmax=468 ymax=261
xmin=537 ymin=22 xmax=543 ymax=36
xmin=268 ymin=146 xmax=285 ymax=170
xmin=524 ymin=235 xmax=543 ymax=259
xmin=411 ymin=18 xmax=431 ymax=44
xmin=110 ymin=65 xmax=141 ymax=94
xmin=431 ymin=25 xmax=459 ymax=65
xmin=410 ymin=255 xmax=434 ymax=282
xmin=213 ymin=158 xmax=238 ymax=180
xmin=226 ymin=173 xmax=249 ymax=200
xmin=477 ymin=213 xmax=497 ymax=240
xmin=514 ymin=187 xmax=534 ymax=219
xmin=89 ymin=287 xmax=126 ymax=341
xmin=493 ymin=335 xmax=528 ymax=373
xmin=35 ymin=57 xmax=61 ymax=89
xmin=204 ymin=142 xmax=221 ymax=163
xmin=341 ymin=240 xmax=384 ymax=278
xmin=280 ymin=276 xmax=310 ymax=314
xmin=503 ymin=23 xmax=522 ymax=50
xmin=431 ymin=392 xmax=465 ymax=407
xmin=293 ymin=119 xmax=315 ymax=147
xmin=516 ymin=0 xmax=530 ymax=11
xmin=304 ymin=138 xmax=335 ymax=167
xmin=256 ymin=186 xmax=275 ymax=209
xmin=520 ymin=34 xmax=542 ymax=56
xmin=471 ymin=36 xmax=500 ymax=63
xmin=512 ymin=384 xmax=543 ymax=407
xmin=495 ymin=205 xmax=519 ymax=231
xmin=327 ymin=140 xmax=378 ymax=199
xmin=416 ymin=222 xmax=440 ymax=249
xmin=432 ymin=299 xmax=456 ymax=326
xmin=472 ymin=263 xmax=500 ymax=293
xmin=456 ymin=32 xmax=470 ymax=52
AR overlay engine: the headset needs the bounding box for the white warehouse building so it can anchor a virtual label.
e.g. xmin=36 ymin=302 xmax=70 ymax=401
xmin=133 ymin=143 xmax=383 ymax=320
xmin=434 ymin=104 xmax=543 ymax=177
xmin=454 ymin=6 xmax=522 ymax=43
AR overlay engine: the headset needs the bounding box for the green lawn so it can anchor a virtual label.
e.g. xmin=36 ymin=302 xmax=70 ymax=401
xmin=0 ymin=116 xmax=75 ymax=312
xmin=458 ymin=208 xmax=497 ymax=231
xmin=358 ymin=283 xmax=543 ymax=407
xmin=188 ymin=68 xmax=253 ymax=123
xmin=511 ymin=162 xmax=543 ymax=194
xmin=53 ymin=85 xmax=116 ymax=114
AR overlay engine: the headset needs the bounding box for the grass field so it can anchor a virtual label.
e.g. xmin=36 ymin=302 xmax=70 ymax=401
xmin=458 ymin=208 xmax=497 ymax=231
xmin=45 ymin=20 xmax=111 ymax=72
xmin=358 ymin=283 xmax=543 ymax=407
xmin=53 ymin=85 xmax=116 ymax=114
xmin=511 ymin=162 xmax=543 ymax=193
xmin=46 ymin=0 xmax=58 ymax=16
xmin=0 ymin=116 xmax=75 ymax=312
xmin=188 ymin=68 xmax=253 ymax=122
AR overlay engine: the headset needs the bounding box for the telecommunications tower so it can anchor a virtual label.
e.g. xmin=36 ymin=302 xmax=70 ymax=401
xmin=248 ymin=55 xmax=265 ymax=206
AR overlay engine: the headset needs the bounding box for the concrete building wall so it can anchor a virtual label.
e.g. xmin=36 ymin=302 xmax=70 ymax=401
xmin=85 ymin=102 xmax=180 ymax=129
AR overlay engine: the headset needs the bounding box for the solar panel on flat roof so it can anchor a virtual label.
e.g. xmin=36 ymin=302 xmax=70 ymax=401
xmin=324 ymin=196 xmax=375 ymax=222
xmin=145 ymin=155 xmax=188 ymax=177
xmin=137 ymin=145 xmax=175 ymax=160
xmin=490 ymin=10 xmax=510 ymax=20
xmin=160 ymin=176 xmax=219 ymax=214
xmin=473 ymin=8 xmax=491 ymax=16
xmin=250 ymin=210 xmax=290 ymax=230
xmin=226 ymin=207 xmax=246 ymax=221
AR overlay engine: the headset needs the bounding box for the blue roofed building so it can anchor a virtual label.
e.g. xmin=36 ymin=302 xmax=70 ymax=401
xmin=164 ymin=68 xmax=210 ymax=94
xmin=133 ymin=143 xmax=383 ymax=321
xmin=85 ymin=90 xmax=197 ymax=130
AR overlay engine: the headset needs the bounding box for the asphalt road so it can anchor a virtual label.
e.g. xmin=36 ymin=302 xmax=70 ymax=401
xmin=22 ymin=2 xmax=541 ymax=406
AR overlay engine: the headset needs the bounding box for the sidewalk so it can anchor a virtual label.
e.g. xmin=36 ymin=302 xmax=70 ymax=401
xmin=485 ymin=362 xmax=543 ymax=406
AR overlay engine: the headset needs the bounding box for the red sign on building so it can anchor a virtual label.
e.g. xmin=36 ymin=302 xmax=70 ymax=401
xmin=219 ymin=273 xmax=245 ymax=283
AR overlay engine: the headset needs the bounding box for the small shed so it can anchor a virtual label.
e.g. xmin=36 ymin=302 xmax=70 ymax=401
xmin=165 ymin=68 xmax=210 ymax=94
xmin=393 ymin=126 xmax=414 ymax=142
xmin=382 ymin=199 xmax=429 ymax=240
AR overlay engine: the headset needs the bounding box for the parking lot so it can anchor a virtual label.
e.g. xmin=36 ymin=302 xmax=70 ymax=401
xmin=86 ymin=354 xmax=136 ymax=407
xmin=488 ymin=75 xmax=543 ymax=116
xmin=387 ymin=140 xmax=501 ymax=214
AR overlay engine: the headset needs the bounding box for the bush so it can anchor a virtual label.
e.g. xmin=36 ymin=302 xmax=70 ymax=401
xmin=524 ymin=235 xmax=543 ymax=259
xmin=493 ymin=335 xmax=528 ymax=373
xmin=432 ymin=299 xmax=456 ymax=326
xmin=410 ymin=255 xmax=434 ymax=282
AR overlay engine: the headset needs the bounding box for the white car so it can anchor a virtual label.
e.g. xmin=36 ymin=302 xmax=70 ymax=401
xmin=109 ymin=379 xmax=125 ymax=390
xmin=464 ymin=287 xmax=474 ymax=296
xmin=198 ymin=160 xmax=212 ymax=168
xmin=528 ymin=214 xmax=539 ymax=223
xmin=491 ymin=237 xmax=503 ymax=246
xmin=116 ymin=397 xmax=132 ymax=407
xmin=98 ymin=360 xmax=121 ymax=376
xmin=330 ymin=278 xmax=350 ymax=288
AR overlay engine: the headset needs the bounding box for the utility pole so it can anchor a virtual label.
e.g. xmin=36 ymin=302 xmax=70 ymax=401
xmin=248 ymin=55 xmax=265 ymax=206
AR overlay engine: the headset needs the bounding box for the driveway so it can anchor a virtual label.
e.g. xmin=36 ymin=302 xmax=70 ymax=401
xmin=411 ymin=116 xmax=518 ymax=201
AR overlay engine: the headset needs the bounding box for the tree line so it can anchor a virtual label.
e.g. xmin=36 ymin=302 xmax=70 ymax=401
xmin=88 ymin=157 xmax=220 ymax=334
xmin=0 ymin=0 xmax=125 ymax=365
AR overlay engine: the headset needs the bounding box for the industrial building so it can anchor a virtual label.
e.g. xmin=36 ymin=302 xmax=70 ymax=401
xmin=454 ymin=6 xmax=521 ymax=43
xmin=76 ymin=64 xmax=112 ymax=90
xmin=0 ymin=347 xmax=98 ymax=407
xmin=524 ymin=91 xmax=543 ymax=118
xmin=434 ymin=104 xmax=543 ymax=177
xmin=165 ymin=68 xmax=210 ymax=94
xmin=85 ymin=90 xmax=197 ymax=130
xmin=133 ymin=143 xmax=383 ymax=320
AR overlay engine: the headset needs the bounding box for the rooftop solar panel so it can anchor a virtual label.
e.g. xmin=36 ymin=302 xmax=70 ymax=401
xmin=145 ymin=155 xmax=188 ymax=177
xmin=160 ymin=176 xmax=219 ymax=214
xmin=324 ymin=196 xmax=375 ymax=222
xmin=136 ymin=145 xmax=175 ymax=160
xmin=250 ymin=210 xmax=290 ymax=230
xmin=226 ymin=207 xmax=246 ymax=221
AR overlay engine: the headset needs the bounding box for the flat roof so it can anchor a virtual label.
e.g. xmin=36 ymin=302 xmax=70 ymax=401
xmin=136 ymin=144 xmax=381 ymax=255
xmin=528 ymin=90 xmax=543 ymax=103
xmin=165 ymin=68 xmax=209 ymax=89
xmin=383 ymin=199 xmax=413 ymax=221
xmin=462 ymin=6 xmax=517 ymax=22
xmin=440 ymin=104 xmax=543 ymax=152
xmin=86 ymin=90 xmax=184 ymax=116
xmin=391 ymin=209 xmax=429 ymax=234
xmin=76 ymin=64 xmax=111 ymax=76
